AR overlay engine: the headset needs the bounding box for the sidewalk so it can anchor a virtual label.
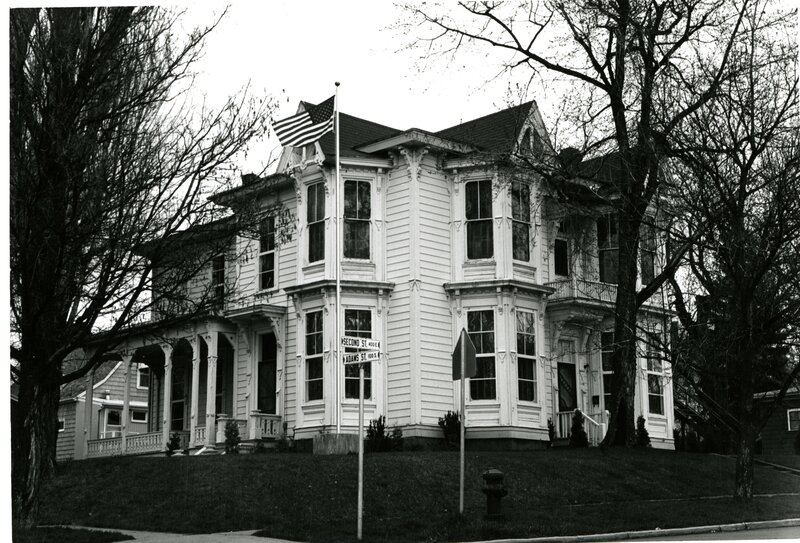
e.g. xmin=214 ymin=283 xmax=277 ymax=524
xmin=45 ymin=526 xmax=298 ymax=542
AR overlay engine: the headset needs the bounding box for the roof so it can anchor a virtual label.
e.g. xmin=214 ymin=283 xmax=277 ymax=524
xmin=434 ymin=101 xmax=535 ymax=153
xmin=308 ymin=103 xmax=401 ymax=159
xmin=135 ymin=216 xmax=237 ymax=261
xmin=60 ymin=358 xmax=120 ymax=400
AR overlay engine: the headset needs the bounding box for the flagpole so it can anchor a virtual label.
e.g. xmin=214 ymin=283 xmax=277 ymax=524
xmin=460 ymin=330 xmax=466 ymax=515
xmin=335 ymin=82 xmax=342 ymax=435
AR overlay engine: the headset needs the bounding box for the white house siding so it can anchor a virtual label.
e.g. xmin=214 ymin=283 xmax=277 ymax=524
xmin=417 ymin=158 xmax=454 ymax=426
xmin=385 ymin=159 xmax=412 ymax=424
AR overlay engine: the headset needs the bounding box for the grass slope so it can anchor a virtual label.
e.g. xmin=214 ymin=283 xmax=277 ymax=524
xmin=39 ymin=449 xmax=800 ymax=542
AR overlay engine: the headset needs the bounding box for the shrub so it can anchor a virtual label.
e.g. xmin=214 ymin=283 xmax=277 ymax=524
xmin=547 ymin=418 xmax=556 ymax=446
xmin=366 ymin=415 xmax=403 ymax=452
xmin=438 ymin=410 xmax=461 ymax=447
xmin=636 ymin=415 xmax=651 ymax=448
xmin=569 ymin=410 xmax=589 ymax=448
xmin=166 ymin=432 xmax=182 ymax=456
xmin=224 ymin=420 xmax=241 ymax=454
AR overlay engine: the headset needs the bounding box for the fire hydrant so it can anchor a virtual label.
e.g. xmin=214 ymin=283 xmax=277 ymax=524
xmin=482 ymin=468 xmax=507 ymax=520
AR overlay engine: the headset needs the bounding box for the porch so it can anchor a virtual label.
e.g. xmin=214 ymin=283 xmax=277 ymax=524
xmin=86 ymin=413 xmax=282 ymax=458
xmin=554 ymin=409 xmax=608 ymax=446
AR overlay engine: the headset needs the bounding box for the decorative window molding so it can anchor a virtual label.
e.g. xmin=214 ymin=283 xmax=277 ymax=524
xmin=344 ymin=180 xmax=371 ymax=260
xmin=511 ymin=181 xmax=531 ymax=262
xmin=307 ymin=183 xmax=325 ymax=263
xmin=597 ymin=215 xmax=619 ymax=284
xmin=465 ymin=180 xmax=493 ymax=260
xmin=787 ymin=408 xmax=800 ymax=431
xmin=646 ymin=346 xmax=665 ymax=416
xmin=259 ymin=216 xmax=276 ymax=291
xmin=130 ymin=410 xmax=147 ymax=424
xmin=136 ymin=363 xmax=150 ymax=389
xmin=305 ymin=310 xmax=324 ymax=402
xmin=467 ymin=309 xmax=496 ymax=400
xmin=516 ymin=310 xmax=537 ymax=402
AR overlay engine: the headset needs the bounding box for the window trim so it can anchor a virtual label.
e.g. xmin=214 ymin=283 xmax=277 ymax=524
xmin=58 ymin=418 xmax=65 ymax=432
xmin=465 ymin=179 xmax=494 ymax=261
xmin=210 ymin=254 xmax=225 ymax=306
xmin=598 ymin=214 xmax=619 ymax=284
xmin=130 ymin=410 xmax=148 ymax=424
xmin=136 ymin=363 xmax=150 ymax=389
xmin=343 ymin=307 xmax=373 ymax=401
xmin=305 ymin=310 xmax=324 ymax=403
xmin=646 ymin=346 xmax=665 ymax=416
xmin=516 ymin=309 xmax=538 ymax=403
xmin=787 ymin=408 xmax=800 ymax=431
xmin=467 ymin=309 xmax=497 ymax=401
xmin=343 ymin=179 xmax=372 ymax=261
xmin=259 ymin=216 xmax=277 ymax=291
xmin=554 ymin=237 xmax=570 ymax=277
xmin=307 ymin=182 xmax=326 ymax=264
xmin=640 ymin=221 xmax=657 ymax=285
xmin=601 ymin=331 xmax=614 ymax=412
xmin=511 ymin=181 xmax=531 ymax=262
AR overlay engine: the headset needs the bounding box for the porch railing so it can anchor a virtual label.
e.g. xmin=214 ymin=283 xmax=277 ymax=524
xmin=87 ymin=436 xmax=122 ymax=458
xmin=215 ymin=415 xmax=247 ymax=444
xmin=555 ymin=409 xmax=608 ymax=446
xmin=250 ymin=412 xmax=282 ymax=439
xmin=194 ymin=425 xmax=206 ymax=445
xmin=546 ymin=279 xmax=663 ymax=307
xmin=126 ymin=431 xmax=163 ymax=454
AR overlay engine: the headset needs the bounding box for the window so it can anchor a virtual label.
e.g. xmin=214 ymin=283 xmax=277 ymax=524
xmin=554 ymin=238 xmax=570 ymax=277
xmin=137 ymin=363 xmax=150 ymax=389
xmin=307 ymin=183 xmax=326 ymax=263
xmin=468 ymin=310 xmax=496 ymax=400
xmin=788 ymin=409 xmax=800 ymax=431
xmin=597 ymin=215 xmax=619 ymax=283
xmin=646 ymin=348 xmax=665 ymax=415
xmin=259 ymin=216 xmax=276 ymax=290
xmin=305 ymin=311 xmax=324 ymax=401
xmin=601 ymin=332 xmax=614 ymax=410
xmin=131 ymin=410 xmax=147 ymax=423
xmin=465 ymin=180 xmax=493 ymax=259
xmin=344 ymin=309 xmax=372 ymax=399
xmin=211 ymin=255 xmax=225 ymax=306
xmin=517 ymin=311 xmax=537 ymax=402
xmin=344 ymin=180 xmax=371 ymax=259
xmin=58 ymin=419 xmax=65 ymax=432
xmin=511 ymin=182 xmax=531 ymax=261
xmin=640 ymin=222 xmax=656 ymax=285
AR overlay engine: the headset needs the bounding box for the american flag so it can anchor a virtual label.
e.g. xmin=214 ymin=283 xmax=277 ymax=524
xmin=272 ymin=96 xmax=335 ymax=148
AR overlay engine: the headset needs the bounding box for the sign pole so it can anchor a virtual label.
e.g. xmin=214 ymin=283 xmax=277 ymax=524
xmin=357 ymin=363 xmax=364 ymax=540
xmin=460 ymin=331 xmax=466 ymax=515
xmin=335 ymin=81 xmax=341 ymax=434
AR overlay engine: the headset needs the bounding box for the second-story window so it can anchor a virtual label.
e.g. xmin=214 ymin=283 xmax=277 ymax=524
xmin=468 ymin=310 xmax=496 ymax=400
xmin=305 ymin=311 xmax=323 ymax=401
xmin=512 ymin=181 xmax=531 ymax=261
xmin=554 ymin=222 xmax=570 ymax=277
xmin=344 ymin=309 xmax=372 ymax=399
xmin=259 ymin=216 xmax=275 ymax=290
xmin=517 ymin=310 xmax=537 ymax=402
xmin=344 ymin=180 xmax=370 ymax=259
xmin=465 ymin=180 xmax=493 ymax=259
xmin=211 ymin=255 xmax=225 ymax=306
xmin=597 ymin=215 xmax=618 ymax=283
xmin=640 ymin=222 xmax=656 ymax=285
xmin=307 ymin=183 xmax=325 ymax=263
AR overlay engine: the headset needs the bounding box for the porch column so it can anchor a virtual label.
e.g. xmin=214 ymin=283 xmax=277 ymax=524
xmin=120 ymin=353 xmax=134 ymax=455
xmin=82 ymin=368 xmax=95 ymax=459
xmin=189 ymin=336 xmax=200 ymax=447
xmin=205 ymin=331 xmax=218 ymax=447
xmin=161 ymin=343 xmax=174 ymax=451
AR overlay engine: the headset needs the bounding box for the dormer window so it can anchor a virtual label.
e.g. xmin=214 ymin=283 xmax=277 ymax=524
xmin=465 ymin=180 xmax=493 ymax=259
xmin=511 ymin=181 xmax=531 ymax=261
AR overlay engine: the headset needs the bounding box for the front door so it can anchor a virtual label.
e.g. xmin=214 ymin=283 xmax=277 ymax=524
xmin=258 ymin=333 xmax=277 ymax=414
xmin=557 ymin=340 xmax=577 ymax=412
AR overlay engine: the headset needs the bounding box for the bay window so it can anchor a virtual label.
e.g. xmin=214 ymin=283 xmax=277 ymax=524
xmin=511 ymin=181 xmax=531 ymax=261
xmin=305 ymin=311 xmax=323 ymax=401
xmin=465 ymin=180 xmax=493 ymax=259
xmin=344 ymin=180 xmax=370 ymax=259
xmin=468 ymin=310 xmax=496 ymax=400
xmin=517 ymin=310 xmax=537 ymax=402
xmin=259 ymin=216 xmax=276 ymax=290
xmin=307 ymin=183 xmax=325 ymax=263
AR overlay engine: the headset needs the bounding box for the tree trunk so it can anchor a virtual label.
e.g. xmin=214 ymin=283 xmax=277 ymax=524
xmin=12 ymin=358 xmax=62 ymax=529
xmin=734 ymin=425 xmax=756 ymax=501
xmin=603 ymin=195 xmax=643 ymax=447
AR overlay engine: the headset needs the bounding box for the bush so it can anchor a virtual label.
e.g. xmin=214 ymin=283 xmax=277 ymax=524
xmin=636 ymin=415 xmax=651 ymax=448
xmin=224 ymin=420 xmax=241 ymax=454
xmin=547 ymin=418 xmax=556 ymax=446
xmin=569 ymin=410 xmax=589 ymax=448
xmin=166 ymin=432 xmax=181 ymax=456
xmin=438 ymin=410 xmax=461 ymax=447
xmin=366 ymin=415 xmax=403 ymax=452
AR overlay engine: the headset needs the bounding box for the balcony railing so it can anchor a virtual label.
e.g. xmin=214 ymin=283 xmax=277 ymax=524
xmin=87 ymin=430 xmax=187 ymax=458
xmin=546 ymin=279 xmax=663 ymax=307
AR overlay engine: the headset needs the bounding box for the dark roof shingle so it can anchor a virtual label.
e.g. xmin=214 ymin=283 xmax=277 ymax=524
xmin=434 ymin=101 xmax=535 ymax=153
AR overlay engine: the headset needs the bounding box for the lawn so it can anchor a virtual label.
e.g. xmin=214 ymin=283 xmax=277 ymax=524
xmin=38 ymin=448 xmax=800 ymax=542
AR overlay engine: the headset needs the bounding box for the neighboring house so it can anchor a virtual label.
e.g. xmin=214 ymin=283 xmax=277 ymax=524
xmin=756 ymin=387 xmax=800 ymax=456
xmin=75 ymin=99 xmax=675 ymax=458
xmin=57 ymin=359 xmax=149 ymax=461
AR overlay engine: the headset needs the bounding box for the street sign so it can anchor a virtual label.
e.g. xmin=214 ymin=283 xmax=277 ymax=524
xmin=342 ymin=350 xmax=381 ymax=364
xmin=341 ymin=336 xmax=381 ymax=350
xmin=452 ymin=329 xmax=477 ymax=380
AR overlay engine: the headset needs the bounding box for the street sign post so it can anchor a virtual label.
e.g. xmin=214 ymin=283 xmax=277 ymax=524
xmin=452 ymin=329 xmax=477 ymax=515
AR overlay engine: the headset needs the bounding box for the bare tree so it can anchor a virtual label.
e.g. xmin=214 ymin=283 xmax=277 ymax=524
xmin=401 ymin=0 xmax=751 ymax=445
xmin=667 ymin=0 xmax=799 ymax=499
xmin=10 ymin=7 xmax=276 ymax=527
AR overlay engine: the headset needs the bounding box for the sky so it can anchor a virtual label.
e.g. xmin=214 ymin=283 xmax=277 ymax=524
xmin=176 ymin=0 xmax=551 ymax=174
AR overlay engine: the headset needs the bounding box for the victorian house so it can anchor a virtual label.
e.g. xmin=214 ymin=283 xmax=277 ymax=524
xmin=75 ymin=99 xmax=675 ymax=458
